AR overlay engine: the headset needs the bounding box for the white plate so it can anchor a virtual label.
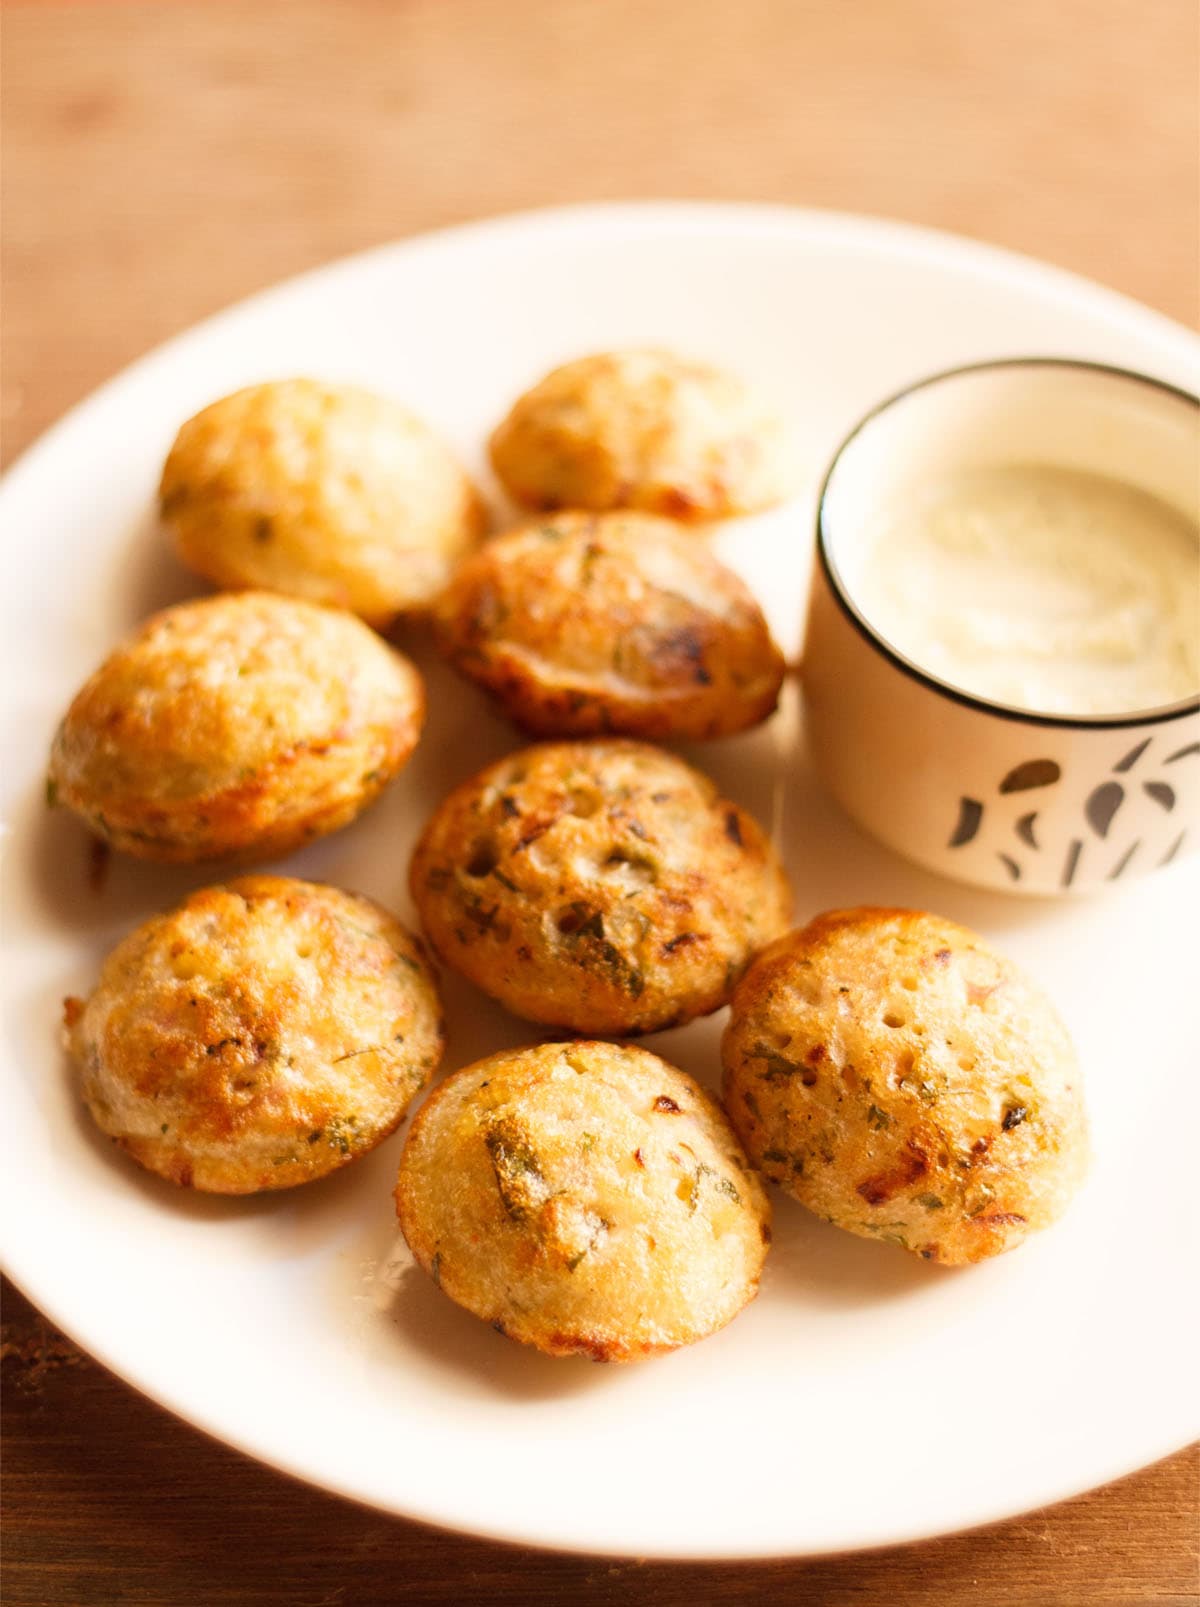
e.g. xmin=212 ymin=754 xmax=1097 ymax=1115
xmin=2 ymin=203 xmax=1197 ymax=1560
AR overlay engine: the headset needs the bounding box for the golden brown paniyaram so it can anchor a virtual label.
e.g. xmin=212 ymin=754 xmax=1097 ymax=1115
xmin=395 ymin=1040 xmax=771 ymax=1361
xmin=47 ymin=590 xmax=424 ymax=862
xmin=489 ymin=348 xmax=792 ymax=520
xmin=432 ymin=510 xmax=785 ymax=739
xmin=721 ymin=908 xmax=1089 ymax=1264
xmin=64 ymin=876 xmax=444 ymax=1194
xmin=161 ymin=378 xmax=489 ymax=624
xmin=409 ymin=739 xmax=793 ymax=1034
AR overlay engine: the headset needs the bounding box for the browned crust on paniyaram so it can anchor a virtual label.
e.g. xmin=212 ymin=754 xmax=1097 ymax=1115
xmin=721 ymin=907 xmax=1089 ymax=1264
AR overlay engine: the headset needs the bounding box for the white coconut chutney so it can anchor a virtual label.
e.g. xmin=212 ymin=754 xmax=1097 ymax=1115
xmin=852 ymin=463 xmax=1199 ymax=715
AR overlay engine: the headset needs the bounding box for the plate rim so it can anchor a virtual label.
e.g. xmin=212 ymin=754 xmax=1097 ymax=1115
xmin=2 ymin=1244 xmax=1196 ymax=1562
xmin=2 ymin=199 xmax=1197 ymax=1560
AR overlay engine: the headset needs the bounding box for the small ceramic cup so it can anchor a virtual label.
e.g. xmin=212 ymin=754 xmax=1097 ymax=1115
xmin=802 ymin=358 xmax=1199 ymax=896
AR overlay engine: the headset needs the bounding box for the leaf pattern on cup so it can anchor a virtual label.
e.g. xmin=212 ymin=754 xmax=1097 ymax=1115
xmin=998 ymin=759 xmax=1061 ymax=793
xmin=1085 ymin=781 xmax=1123 ymax=838
xmin=944 ymin=733 xmax=1193 ymax=883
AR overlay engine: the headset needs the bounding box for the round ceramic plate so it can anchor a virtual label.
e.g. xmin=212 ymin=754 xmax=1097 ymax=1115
xmin=2 ymin=203 xmax=1197 ymax=1560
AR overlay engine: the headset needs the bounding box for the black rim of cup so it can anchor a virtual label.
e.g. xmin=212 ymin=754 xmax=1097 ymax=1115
xmin=814 ymin=356 xmax=1200 ymax=732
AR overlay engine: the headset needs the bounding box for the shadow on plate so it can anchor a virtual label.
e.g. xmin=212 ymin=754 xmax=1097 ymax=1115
xmin=771 ymin=739 xmax=1070 ymax=937
xmin=760 ymin=1192 xmax=947 ymax=1308
xmin=382 ymin=1253 xmax=612 ymax=1403
xmin=122 ymin=503 xmax=209 ymax=623
xmin=385 ymin=626 xmax=520 ymax=799
xmin=22 ymin=772 xmax=375 ymax=945
xmin=25 ymin=783 xmax=216 ymax=936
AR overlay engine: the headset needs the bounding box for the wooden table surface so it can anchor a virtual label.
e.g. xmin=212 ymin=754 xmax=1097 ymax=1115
xmin=2 ymin=3 xmax=1197 ymax=1603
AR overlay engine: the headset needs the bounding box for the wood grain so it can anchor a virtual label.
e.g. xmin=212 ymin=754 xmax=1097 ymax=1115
xmin=2 ymin=2 xmax=1198 ymax=1602
xmin=3 ymin=0 xmax=1198 ymax=465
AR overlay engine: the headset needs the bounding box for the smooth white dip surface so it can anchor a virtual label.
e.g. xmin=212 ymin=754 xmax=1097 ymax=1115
xmin=850 ymin=463 xmax=1200 ymax=715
